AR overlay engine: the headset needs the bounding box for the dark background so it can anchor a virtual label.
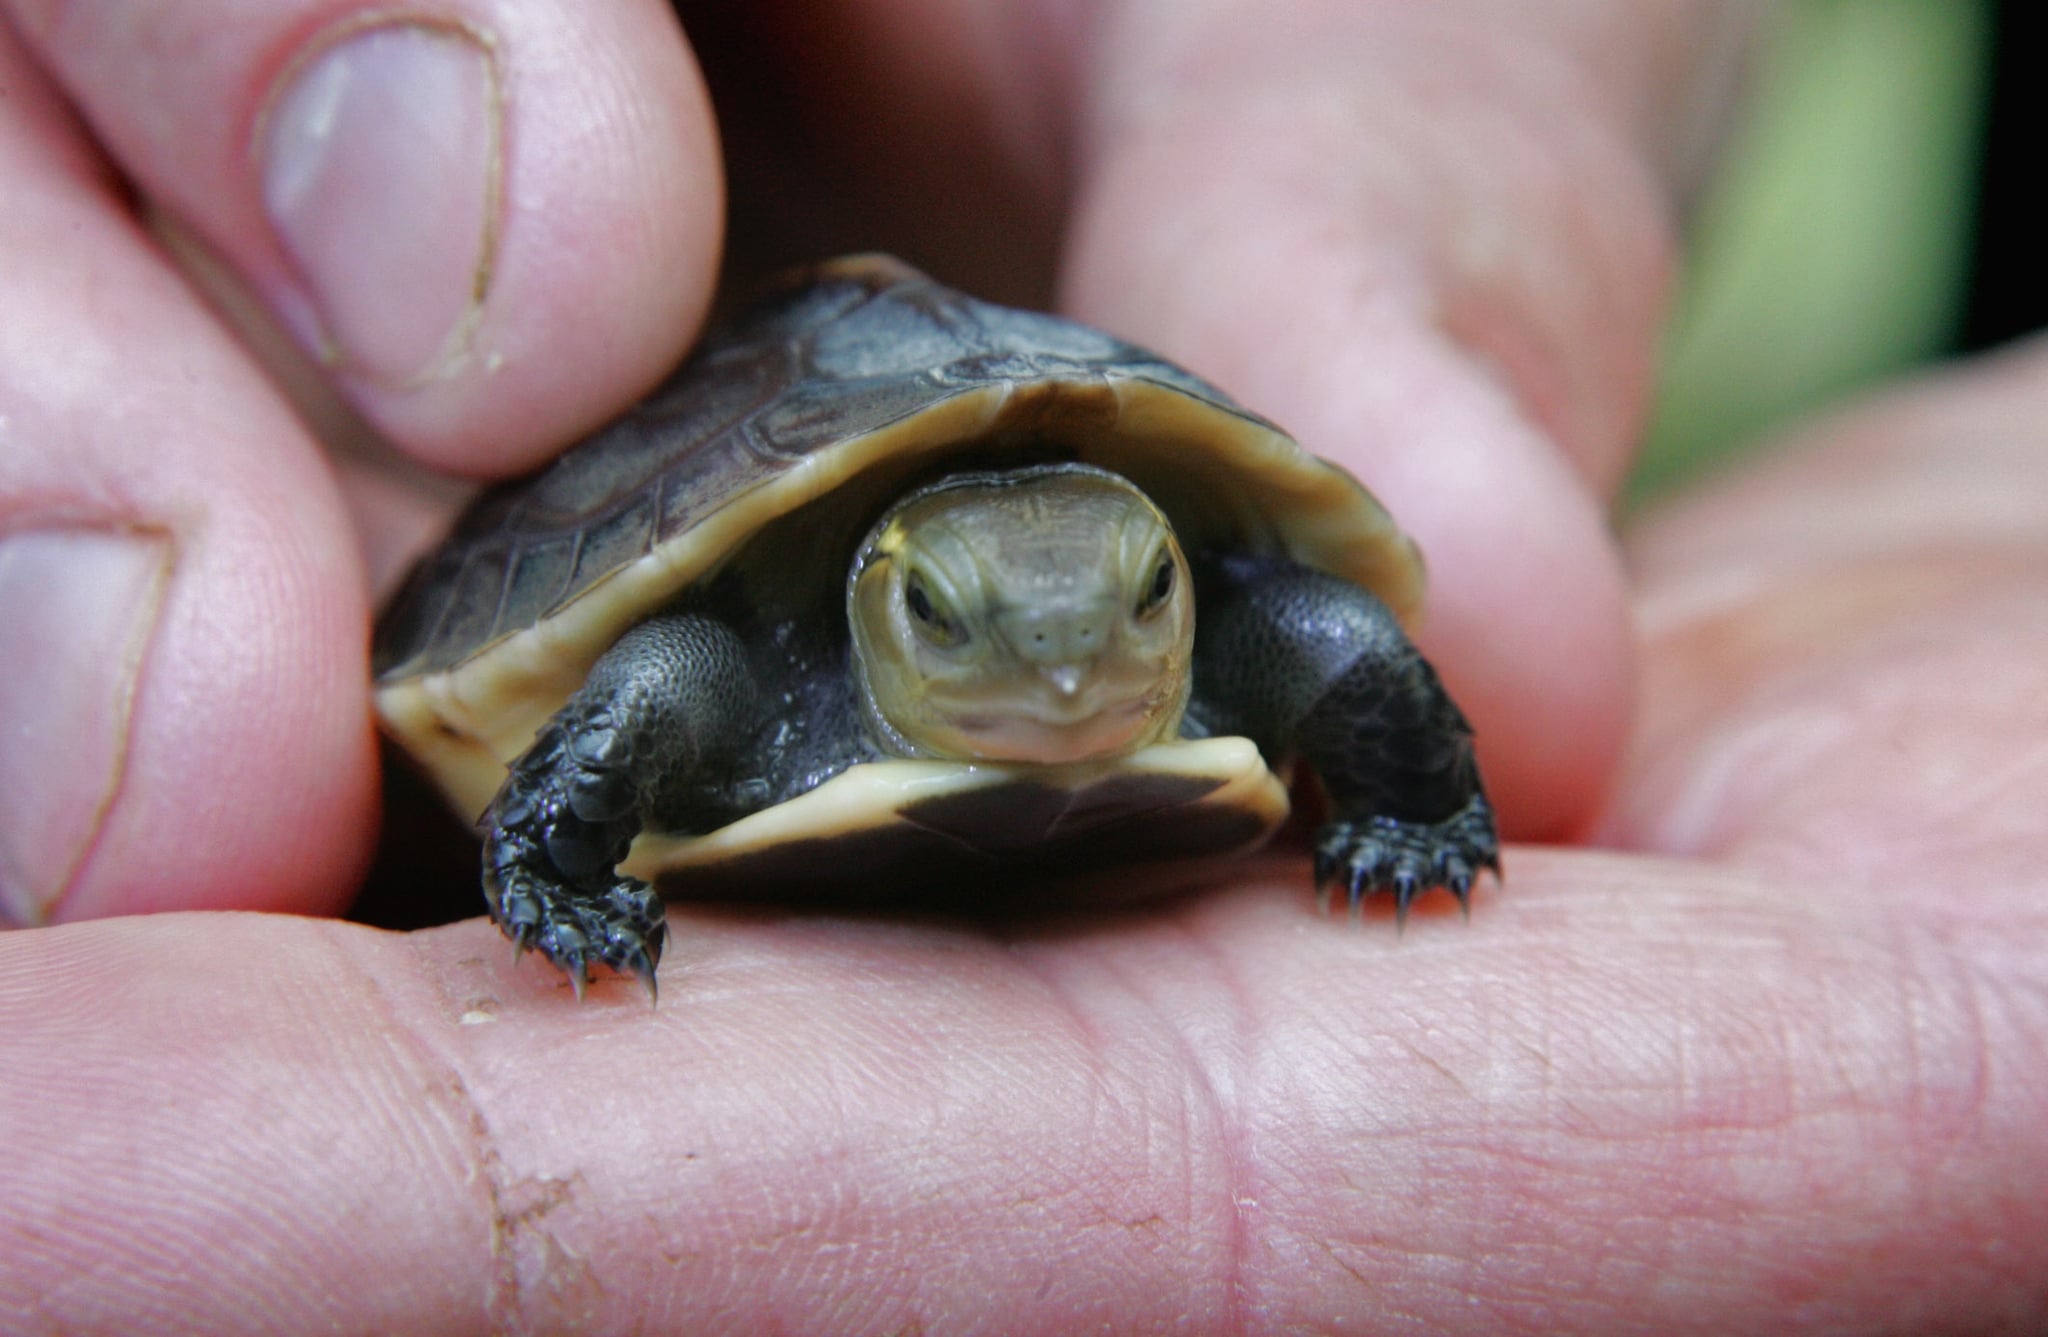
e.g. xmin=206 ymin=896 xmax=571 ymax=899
xmin=1960 ymin=0 xmax=2045 ymax=350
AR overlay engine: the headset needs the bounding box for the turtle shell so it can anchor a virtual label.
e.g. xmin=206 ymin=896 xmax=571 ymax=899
xmin=374 ymin=255 xmax=1425 ymax=885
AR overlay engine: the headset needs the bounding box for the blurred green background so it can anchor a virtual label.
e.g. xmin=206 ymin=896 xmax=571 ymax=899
xmin=1636 ymin=0 xmax=1993 ymax=498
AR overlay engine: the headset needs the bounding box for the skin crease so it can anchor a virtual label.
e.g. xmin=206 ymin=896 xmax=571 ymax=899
xmin=1 ymin=0 xmax=2042 ymax=1331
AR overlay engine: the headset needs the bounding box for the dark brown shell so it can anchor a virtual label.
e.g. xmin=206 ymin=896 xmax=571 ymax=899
xmin=372 ymin=255 xmax=1421 ymax=822
xmin=375 ymin=256 xmax=1247 ymax=681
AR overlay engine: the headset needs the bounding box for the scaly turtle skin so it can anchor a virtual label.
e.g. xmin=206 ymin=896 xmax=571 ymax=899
xmin=374 ymin=256 xmax=1498 ymax=996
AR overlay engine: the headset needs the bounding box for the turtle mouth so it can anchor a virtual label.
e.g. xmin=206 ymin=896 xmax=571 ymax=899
xmin=941 ymin=686 xmax=1166 ymax=764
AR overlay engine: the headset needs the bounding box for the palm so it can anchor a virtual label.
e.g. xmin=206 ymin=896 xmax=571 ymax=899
xmin=13 ymin=345 xmax=2042 ymax=1331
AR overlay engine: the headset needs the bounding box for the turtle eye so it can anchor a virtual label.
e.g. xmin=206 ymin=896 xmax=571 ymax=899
xmin=1136 ymin=554 xmax=1176 ymax=618
xmin=905 ymin=570 xmax=965 ymax=647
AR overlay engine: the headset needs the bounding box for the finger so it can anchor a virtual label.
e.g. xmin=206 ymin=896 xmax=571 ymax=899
xmin=1614 ymin=340 xmax=2048 ymax=919
xmin=0 ymin=27 xmax=373 ymax=925
xmin=6 ymin=859 xmax=2043 ymax=1332
xmin=5 ymin=0 xmax=722 ymax=473
xmin=1060 ymin=6 xmax=1727 ymax=838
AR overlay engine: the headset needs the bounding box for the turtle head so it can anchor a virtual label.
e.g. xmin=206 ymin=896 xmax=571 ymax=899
xmin=849 ymin=463 xmax=1194 ymax=764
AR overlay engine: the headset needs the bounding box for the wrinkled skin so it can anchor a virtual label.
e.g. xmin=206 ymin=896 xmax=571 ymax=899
xmin=2 ymin=1 xmax=2044 ymax=1332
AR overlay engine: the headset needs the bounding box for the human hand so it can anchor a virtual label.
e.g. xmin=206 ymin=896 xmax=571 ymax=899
xmin=30 ymin=1 xmax=2029 ymax=1331
xmin=8 ymin=336 xmax=2045 ymax=1329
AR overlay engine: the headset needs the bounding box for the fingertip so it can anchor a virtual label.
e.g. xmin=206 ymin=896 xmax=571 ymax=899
xmin=1229 ymin=310 xmax=1635 ymax=843
xmin=0 ymin=505 xmax=380 ymax=930
xmin=6 ymin=390 xmax=383 ymax=926
xmin=1413 ymin=456 xmax=1636 ymax=843
xmin=15 ymin=0 xmax=725 ymax=477
xmin=0 ymin=527 xmax=175 ymax=925
xmin=247 ymin=2 xmax=724 ymax=472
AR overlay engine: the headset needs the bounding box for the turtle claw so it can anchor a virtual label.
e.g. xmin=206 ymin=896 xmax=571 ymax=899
xmin=1390 ymin=869 xmax=1421 ymax=932
xmin=485 ymin=862 xmax=668 ymax=998
xmin=484 ymin=813 xmax=668 ymax=1000
xmin=623 ymin=935 xmax=662 ymax=1006
xmin=1313 ymin=792 xmax=1499 ymax=926
xmin=480 ymin=721 xmax=672 ymax=1000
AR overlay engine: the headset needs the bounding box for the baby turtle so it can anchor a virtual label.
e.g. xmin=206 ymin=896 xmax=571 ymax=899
xmin=374 ymin=256 xmax=1499 ymax=995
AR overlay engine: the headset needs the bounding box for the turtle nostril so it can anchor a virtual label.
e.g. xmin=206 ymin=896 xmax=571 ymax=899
xmin=1004 ymin=603 xmax=1114 ymax=663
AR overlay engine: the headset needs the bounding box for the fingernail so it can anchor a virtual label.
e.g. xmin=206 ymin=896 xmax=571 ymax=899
xmin=259 ymin=19 xmax=503 ymax=387
xmin=0 ymin=528 xmax=171 ymax=925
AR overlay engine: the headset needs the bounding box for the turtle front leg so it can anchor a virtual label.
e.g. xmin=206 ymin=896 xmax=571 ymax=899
xmin=483 ymin=611 xmax=757 ymax=996
xmin=1191 ymin=554 xmax=1500 ymax=922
